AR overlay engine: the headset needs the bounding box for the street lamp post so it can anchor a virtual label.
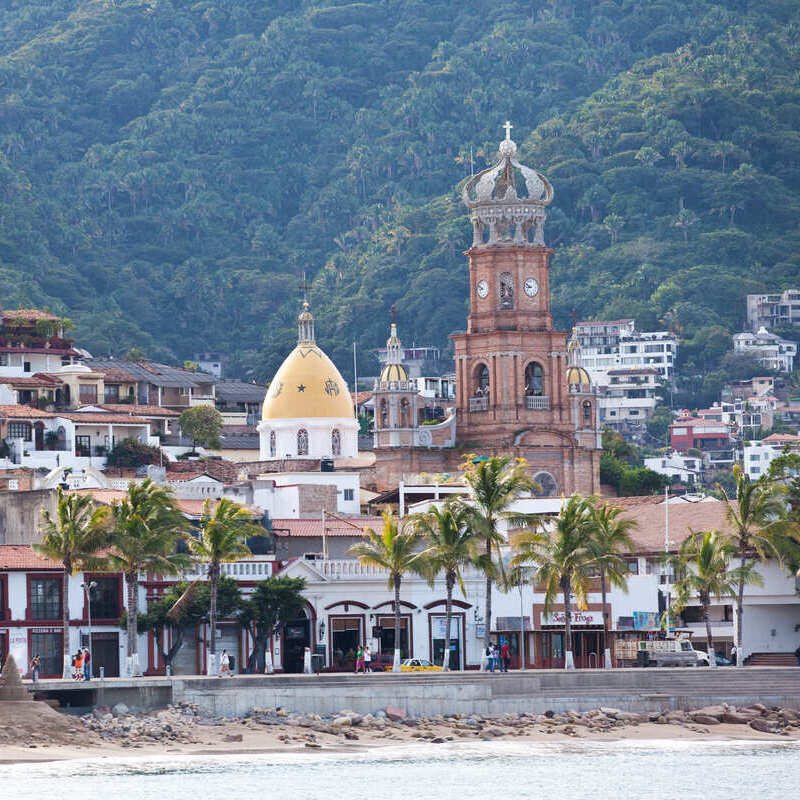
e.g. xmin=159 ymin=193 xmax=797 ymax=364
xmin=81 ymin=581 xmax=97 ymax=679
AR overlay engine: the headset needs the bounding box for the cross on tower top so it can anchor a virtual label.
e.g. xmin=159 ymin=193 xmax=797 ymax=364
xmin=503 ymin=120 xmax=513 ymax=141
xmin=299 ymin=271 xmax=311 ymax=303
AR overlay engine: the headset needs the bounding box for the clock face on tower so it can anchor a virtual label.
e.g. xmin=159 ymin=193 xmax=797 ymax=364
xmin=477 ymin=280 xmax=489 ymax=298
xmin=524 ymin=277 xmax=539 ymax=297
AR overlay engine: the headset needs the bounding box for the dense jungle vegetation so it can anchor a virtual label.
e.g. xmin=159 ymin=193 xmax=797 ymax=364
xmin=1 ymin=0 xmax=800 ymax=402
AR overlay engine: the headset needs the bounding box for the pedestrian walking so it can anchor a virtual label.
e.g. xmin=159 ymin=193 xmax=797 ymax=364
xmin=355 ymin=645 xmax=365 ymax=673
xmin=83 ymin=647 xmax=91 ymax=681
xmin=795 ymin=644 xmax=800 ymax=666
xmin=219 ymin=649 xmax=231 ymax=677
xmin=72 ymin=650 xmax=83 ymax=681
xmin=500 ymin=640 xmax=510 ymax=672
xmin=487 ymin=643 xmax=496 ymax=672
xmin=29 ymin=654 xmax=40 ymax=684
xmin=364 ymin=646 xmax=372 ymax=673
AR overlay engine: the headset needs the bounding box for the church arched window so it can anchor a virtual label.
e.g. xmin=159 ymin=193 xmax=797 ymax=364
xmin=380 ymin=399 xmax=388 ymax=427
xmin=400 ymin=398 xmax=410 ymax=427
xmin=499 ymin=272 xmax=514 ymax=308
xmin=533 ymin=472 xmax=558 ymax=497
xmin=474 ymin=364 xmax=490 ymax=396
xmin=297 ymin=428 xmax=309 ymax=456
xmin=331 ymin=428 xmax=341 ymax=456
xmin=269 ymin=430 xmax=276 ymax=457
xmin=582 ymin=401 xmax=592 ymax=425
xmin=525 ymin=362 xmax=544 ymax=396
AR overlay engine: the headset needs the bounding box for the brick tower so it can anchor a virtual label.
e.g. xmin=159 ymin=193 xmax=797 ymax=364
xmin=451 ymin=123 xmax=601 ymax=495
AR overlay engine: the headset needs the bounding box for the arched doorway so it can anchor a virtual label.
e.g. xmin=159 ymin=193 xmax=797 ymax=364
xmin=34 ymin=422 xmax=45 ymax=451
xmin=281 ymin=608 xmax=312 ymax=673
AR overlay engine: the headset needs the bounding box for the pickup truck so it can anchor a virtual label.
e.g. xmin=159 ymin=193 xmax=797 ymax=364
xmin=616 ymin=637 xmax=709 ymax=667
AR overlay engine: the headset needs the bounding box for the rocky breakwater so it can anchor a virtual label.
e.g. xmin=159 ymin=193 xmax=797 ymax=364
xmin=75 ymin=701 xmax=800 ymax=750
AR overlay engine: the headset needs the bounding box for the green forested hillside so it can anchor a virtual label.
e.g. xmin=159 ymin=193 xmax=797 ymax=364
xmin=1 ymin=0 xmax=799 ymax=394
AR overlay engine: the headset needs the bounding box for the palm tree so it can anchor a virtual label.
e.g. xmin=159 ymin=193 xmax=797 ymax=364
xmin=349 ymin=512 xmax=425 ymax=671
xmin=667 ymin=530 xmax=758 ymax=666
xmin=511 ymin=494 xmax=596 ymax=670
xmin=459 ymin=457 xmax=537 ymax=654
xmin=410 ymin=504 xmax=484 ymax=671
xmin=107 ymin=479 xmax=189 ymax=677
xmin=188 ymin=498 xmax=264 ymax=675
xmin=588 ymin=502 xmax=637 ymax=668
xmin=718 ymin=467 xmax=799 ymax=665
xmin=35 ymin=488 xmax=111 ymax=678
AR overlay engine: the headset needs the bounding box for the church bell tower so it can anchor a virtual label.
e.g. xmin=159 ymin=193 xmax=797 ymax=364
xmin=451 ymin=123 xmax=600 ymax=495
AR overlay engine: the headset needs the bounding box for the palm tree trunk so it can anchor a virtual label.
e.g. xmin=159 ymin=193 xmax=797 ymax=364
xmin=484 ymin=540 xmax=492 ymax=652
xmin=126 ymin=572 xmax=140 ymax=676
xmin=208 ymin=563 xmax=218 ymax=675
xmin=61 ymin=563 xmax=71 ymax=679
xmin=443 ymin=571 xmax=454 ymax=672
xmin=601 ymin=569 xmax=611 ymax=669
xmin=736 ymin=550 xmax=746 ymax=667
xmin=393 ymin=574 xmax=401 ymax=672
xmin=563 ymin=575 xmax=575 ymax=670
xmin=702 ymin=592 xmax=716 ymax=668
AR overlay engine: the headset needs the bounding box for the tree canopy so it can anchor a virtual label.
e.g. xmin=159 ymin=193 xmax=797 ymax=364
xmin=1 ymin=1 xmax=800 ymax=401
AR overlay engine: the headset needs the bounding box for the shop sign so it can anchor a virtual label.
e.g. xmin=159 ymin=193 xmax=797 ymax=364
xmin=495 ymin=616 xmax=532 ymax=631
xmin=541 ymin=610 xmax=603 ymax=626
xmin=633 ymin=611 xmax=660 ymax=631
xmin=432 ymin=616 xmax=460 ymax=639
xmin=475 ymin=624 xmax=486 ymax=639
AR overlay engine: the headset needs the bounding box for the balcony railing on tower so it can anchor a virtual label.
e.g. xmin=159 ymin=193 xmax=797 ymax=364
xmin=524 ymin=395 xmax=550 ymax=410
xmin=469 ymin=396 xmax=490 ymax=412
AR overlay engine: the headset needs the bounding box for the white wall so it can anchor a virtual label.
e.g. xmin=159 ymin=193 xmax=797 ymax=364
xmin=742 ymin=604 xmax=800 ymax=655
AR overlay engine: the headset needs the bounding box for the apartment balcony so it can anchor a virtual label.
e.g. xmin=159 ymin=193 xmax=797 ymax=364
xmin=524 ymin=395 xmax=550 ymax=410
xmin=469 ymin=396 xmax=490 ymax=412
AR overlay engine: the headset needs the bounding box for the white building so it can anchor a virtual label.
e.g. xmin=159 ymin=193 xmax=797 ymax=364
xmin=746 ymin=289 xmax=800 ymax=331
xmin=574 ymin=319 xmax=677 ymax=384
xmin=733 ymin=327 xmax=796 ymax=372
xmin=597 ymin=367 xmax=660 ymax=432
xmin=258 ymin=302 xmax=358 ymax=462
xmin=644 ymin=452 xmax=703 ymax=485
xmin=742 ymin=433 xmax=800 ymax=480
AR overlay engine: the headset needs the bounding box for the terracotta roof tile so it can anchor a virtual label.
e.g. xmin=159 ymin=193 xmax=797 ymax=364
xmin=99 ymin=404 xmax=180 ymax=417
xmin=1 ymin=309 xmax=61 ymax=322
xmin=71 ymin=489 xmax=129 ymax=505
xmin=270 ymin=517 xmax=383 ymax=537
xmin=0 ymin=374 xmax=62 ymax=387
xmin=61 ymin=412 xmax=150 ymax=424
xmin=0 ymin=405 xmax=54 ymax=418
xmin=0 ymin=545 xmax=60 ymax=570
xmin=92 ymin=368 xmax=138 ymax=382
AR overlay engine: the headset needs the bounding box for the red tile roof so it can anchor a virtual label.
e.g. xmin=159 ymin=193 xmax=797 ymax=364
xmin=98 ymin=404 xmax=180 ymax=417
xmin=0 ymin=405 xmax=54 ymax=418
xmin=270 ymin=517 xmax=383 ymax=537
xmin=70 ymin=489 xmax=128 ymax=505
xmin=93 ymin=368 xmax=138 ymax=382
xmin=763 ymin=433 xmax=800 ymax=443
xmin=0 ymin=545 xmax=60 ymax=570
xmin=1 ymin=309 xmax=61 ymax=322
xmin=0 ymin=374 xmax=62 ymax=387
xmin=60 ymin=412 xmax=150 ymax=424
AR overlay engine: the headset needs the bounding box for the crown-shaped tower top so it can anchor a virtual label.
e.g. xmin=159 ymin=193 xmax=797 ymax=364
xmin=462 ymin=121 xmax=553 ymax=249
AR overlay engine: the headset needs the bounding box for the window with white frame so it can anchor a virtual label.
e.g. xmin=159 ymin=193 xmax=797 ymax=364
xmin=7 ymin=422 xmax=31 ymax=440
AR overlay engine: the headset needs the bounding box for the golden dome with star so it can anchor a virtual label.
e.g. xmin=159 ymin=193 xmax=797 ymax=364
xmin=261 ymin=303 xmax=355 ymax=421
xmin=566 ymin=337 xmax=591 ymax=386
xmin=378 ymin=319 xmax=409 ymax=382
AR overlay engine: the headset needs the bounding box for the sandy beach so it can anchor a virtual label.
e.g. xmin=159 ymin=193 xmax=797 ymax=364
xmin=1 ymin=702 xmax=798 ymax=765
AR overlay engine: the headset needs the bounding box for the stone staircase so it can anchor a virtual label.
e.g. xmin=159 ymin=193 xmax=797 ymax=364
xmin=748 ymin=652 xmax=798 ymax=667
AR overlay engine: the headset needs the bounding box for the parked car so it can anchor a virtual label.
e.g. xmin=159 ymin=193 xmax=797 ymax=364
xmin=368 ymin=653 xmax=395 ymax=672
xmin=400 ymin=658 xmax=441 ymax=672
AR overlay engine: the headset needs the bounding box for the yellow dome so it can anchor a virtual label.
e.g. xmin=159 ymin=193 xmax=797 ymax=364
xmin=566 ymin=366 xmax=591 ymax=386
xmin=380 ymin=362 xmax=408 ymax=382
xmin=262 ymin=343 xmax=355 ymax=421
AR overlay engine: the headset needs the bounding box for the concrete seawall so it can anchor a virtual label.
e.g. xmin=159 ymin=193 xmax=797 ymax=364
xmin=30 ymin=667 xmax=800 ymax=717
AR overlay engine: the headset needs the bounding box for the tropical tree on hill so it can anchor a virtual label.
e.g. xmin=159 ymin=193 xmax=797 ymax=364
xmin=107 ymin=479 xmax=190 ymax=676
xmin=666 ymin=529 xmax=759 ymax=666
xmin=588 ymin=502 xmax=637 ymax=668
xmin=410 ymin=503 xmax=485 ymax=671
xmin=510 ymin=494 xmax=596 ymax=670
xmin=717 ymin=467 xmax=800 ymax=666
xmin=349 ymin=512 xmax=425 ymax=671
xmin=188 ymin=498 xmax=265 ymax=674
xmin=35 ymin=488 xmax=112 ymax=678
xmin=458 ymin=456 xmax=537 ymax=652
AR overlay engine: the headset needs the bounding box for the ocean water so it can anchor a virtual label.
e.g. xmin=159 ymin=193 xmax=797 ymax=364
xmin=1 ymin=740 xmax=798 ymax=800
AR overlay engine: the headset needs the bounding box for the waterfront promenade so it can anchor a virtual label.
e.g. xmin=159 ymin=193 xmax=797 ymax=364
xmin=25 ymin=667 xmax=800 ymax=717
